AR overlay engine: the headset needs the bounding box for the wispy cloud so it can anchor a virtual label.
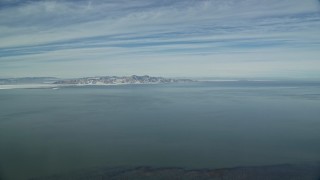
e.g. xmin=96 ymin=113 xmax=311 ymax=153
xmin=0 ymin=0 xmax=320 ymax=78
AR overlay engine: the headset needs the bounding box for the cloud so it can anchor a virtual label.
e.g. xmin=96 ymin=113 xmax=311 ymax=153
xmin=0 ymin=0 xmax=320 ymax=78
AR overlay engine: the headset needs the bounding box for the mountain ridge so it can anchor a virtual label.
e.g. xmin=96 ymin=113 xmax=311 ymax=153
xmin=53 ymin=75 xmax=194 ymax=85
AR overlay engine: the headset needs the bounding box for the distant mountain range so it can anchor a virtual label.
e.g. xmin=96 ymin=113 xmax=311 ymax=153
xmin=53 ymin=75 xmax=194 ymax=85
xmin=0 ymin=75 xmax=194 ymax=86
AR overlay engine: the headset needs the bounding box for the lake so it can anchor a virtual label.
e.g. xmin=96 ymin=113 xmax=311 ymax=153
xmin=0 ymin=81 xmax=320 ymax=179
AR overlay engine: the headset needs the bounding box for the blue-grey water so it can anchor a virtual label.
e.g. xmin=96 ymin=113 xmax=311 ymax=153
xmin=0 ymin=81 xmax=320 ymax=180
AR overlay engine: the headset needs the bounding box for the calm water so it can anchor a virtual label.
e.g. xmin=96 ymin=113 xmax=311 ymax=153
xmin=0 ymin=81 xmax=320 ymax=180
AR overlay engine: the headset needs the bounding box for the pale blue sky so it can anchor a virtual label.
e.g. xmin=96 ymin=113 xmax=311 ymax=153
xmin=0 ymin=0 xmax=320 ymax=79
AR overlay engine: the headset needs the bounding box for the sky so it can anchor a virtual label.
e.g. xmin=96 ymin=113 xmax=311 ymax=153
xmin=0 ymin=0 xmax=320 ymax=79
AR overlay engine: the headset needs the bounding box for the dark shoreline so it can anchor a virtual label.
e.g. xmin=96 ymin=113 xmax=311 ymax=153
xmin=30 ymin=163 xmax=320 ymax=180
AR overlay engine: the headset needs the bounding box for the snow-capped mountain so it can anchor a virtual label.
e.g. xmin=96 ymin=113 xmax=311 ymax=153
xmin=53 ymin=75 xmax=193 ymax=85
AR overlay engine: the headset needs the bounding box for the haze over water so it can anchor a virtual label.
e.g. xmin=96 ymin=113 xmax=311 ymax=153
xmin=0 ymin=81 xmax=320 ymax=180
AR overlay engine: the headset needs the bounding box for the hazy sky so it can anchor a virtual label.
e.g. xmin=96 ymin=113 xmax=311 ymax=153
xmin=1 ymin=0 xmax=320 ymax=78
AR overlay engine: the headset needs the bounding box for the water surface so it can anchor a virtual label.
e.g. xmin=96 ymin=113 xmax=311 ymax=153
xmin=0 ymin=81 xmax=320 ymax=179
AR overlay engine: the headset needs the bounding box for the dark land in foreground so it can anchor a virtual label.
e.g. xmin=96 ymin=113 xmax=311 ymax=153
xmin=30 ymin=163 xmax=320 ymax=180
